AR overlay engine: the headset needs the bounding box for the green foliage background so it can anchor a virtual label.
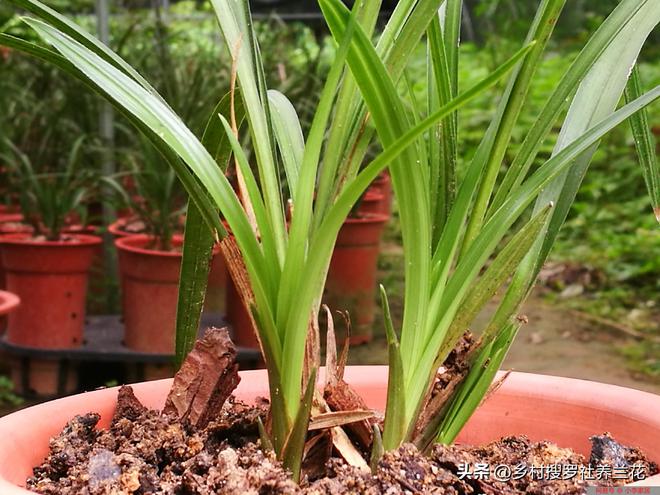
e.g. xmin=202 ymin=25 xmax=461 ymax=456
xmin=1 ymin=0 xmax=658 ymax=375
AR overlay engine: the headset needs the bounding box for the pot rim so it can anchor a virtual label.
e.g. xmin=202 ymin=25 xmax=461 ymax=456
xmin=345 ymin=212 xmax=390 ymax=224
xmin=0 ymin=213 xmax=23 ymax=224
xmin=0 ymin=232 xmax=102 ymax=247
xmin=363 ymin=189 xmax=385 ymax=200
xmin=108 ymin=217 xmax=141 ymax=237
xmin=0 ymin=290 xmax=20 ymax=315
xmin=115 ymin=233 xmax=185 ymax=257
xmin=0 ymin=368 xmax=658 ymax=493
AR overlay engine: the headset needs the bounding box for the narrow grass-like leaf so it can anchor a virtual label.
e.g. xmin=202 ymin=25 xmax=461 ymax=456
xmin=175 ymin=205 xmax=215 ymax=367
xmin=624 ymin=65 xmax=660 ymax=221
xmin=211 ymin=0 xmax=287 ymax=261
xmin=296 ymin=45 xmax=537 ymax=390
xmin=175 ymin=94 xmax=246 ymax=366
xmin=0 ymin=33 xmax=222 ymax=237
xmin=268 ymin=90 xmax=304 ymax=203
xmin=439 ymin=204 xmax=552 ymax=361
xmin=23 ymin=17 xmax=274 ymax=305
xmin=257 ymin=416 xmax=274 ymax=453
xmin=461 ymin=0 xmax=565 ymax=252
xmin=490 ymin=0 xmax=655 ymax=214
xmin=436 ymin=322 xmax=519 ymax=444
xmin=277 ymin=3 xmax=360 ymax=422
xmin=282 ymin=368 xmax=317 ymax=482
xmin=370 ymin=424 xmax=384 ymax=473
xmin=427 ymin=14 xmax=456 ymax=238
xmin=411 ymin=86 xmax=660 ymax=424
xmin=379 ymin=286 xmax=406 ymax=451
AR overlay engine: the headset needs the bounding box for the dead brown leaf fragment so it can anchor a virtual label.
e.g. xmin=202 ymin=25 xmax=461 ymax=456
xmin=163 ymin=327 xmax=241 ymax=429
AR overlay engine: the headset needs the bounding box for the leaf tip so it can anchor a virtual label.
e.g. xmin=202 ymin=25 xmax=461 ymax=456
xmin=654 ymin=206 xmax=660 ymax=223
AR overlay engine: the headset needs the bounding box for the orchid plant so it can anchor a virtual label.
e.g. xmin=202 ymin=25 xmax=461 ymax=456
xmin=1 ymin=0 xmax=658 ymax=483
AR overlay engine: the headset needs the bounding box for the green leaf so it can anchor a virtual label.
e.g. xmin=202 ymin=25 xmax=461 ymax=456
xmin=440 ymin=204 xmax=552 ymax=360
xmin=276 ymin=1 xmax=360 ymax=426
xmin=210 ymin=0 xmax=287 ymax=262
xmin=427 ymin=13 xmax=457 ymax=238
xmin=257 ymin=416 xmax=275 ymax=453
xmin=370 ymin=424 xmax=384 ymax=473
xmin=379 ymin=286 xmax=406 ymax=451
xmin=412 ymin=84 xmax=660 ymax=426
xmin=281 ymin=367 xmax=317 ymax=482
xmin=437 ymin=322 xmax=519 ymax=444
xmin=175 ymin=204 xmax=215 ymax=367
xmin=175 ymin=94 xmax=246 ymax=367
xmin=267 ymin=90 xmax=304 ymax=203
xmin=0 ymin=33 xmax=222 ymax=238
xmin=624 ymin=65 xmax=660 ymax=222
xmin=490 ymin=0 xmax=657 ymax=214
xmin=461 ymin=0 xmax=565 ymax=252
xmin=20 ymin=16 xmax=270 ymax=301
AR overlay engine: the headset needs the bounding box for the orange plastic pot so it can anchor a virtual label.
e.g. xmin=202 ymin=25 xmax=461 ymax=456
xmin=0 ymin=212 xmax=23 ymax=226
xmin=324 ymin=214 xmax=388 ymax=344
xmin=357 ymin=189 xmax=385 ymax=216
xmin=115 ymin=235 xmax=220 ymax=354
xmin=0 ymin=233 xmax=101 ymax=349
xmin=370 ymin=172 xmax=392 ymax=216
xmin=0 ymin=289 xmax=20 ymax=333
xmin=0 ymin=369 xmax=658 ymax=494
xmin=108 ymin=218 xmax=141 ymax=238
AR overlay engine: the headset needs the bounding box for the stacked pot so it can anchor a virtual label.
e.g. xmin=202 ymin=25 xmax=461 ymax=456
xmin=0 ymin=210 xmax=101 ymax=396
xmin=110 ymin=219 xmax=222 ymax=379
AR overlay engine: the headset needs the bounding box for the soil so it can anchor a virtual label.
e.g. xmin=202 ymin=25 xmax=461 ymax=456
xmin=26 ymin=386 xmax=657 ymax=495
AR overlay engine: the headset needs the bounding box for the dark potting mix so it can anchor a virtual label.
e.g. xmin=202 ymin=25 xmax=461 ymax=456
xmin=26 ymin=329 xmax=657 ymax=495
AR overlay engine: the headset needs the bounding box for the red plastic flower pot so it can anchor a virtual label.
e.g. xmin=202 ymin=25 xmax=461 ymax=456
xmin=0 ymin=369 xmax=658 ymax=494
xmin=324 ymin=213 xmax=389 ymax=344
xmin=115 ymin=235 xmax=220 ymax=354
xmin=370 ymin=171 xmax=392 ymax=216
xmin=0 ymin=233 xmax=102 ymax=349
xmin=108 ymin=218 xmax=142 ymax=239
xmin=0 ymin=212 xmax=23 ymax=225
xmin=0 ymin=289 xmax=20 ymax=334
xmin=357 ymin=189 xmax=386 ymax=216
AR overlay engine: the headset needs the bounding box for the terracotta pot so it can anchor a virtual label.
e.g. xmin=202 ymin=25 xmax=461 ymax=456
xmin=324 ymin=214 xmax=388 ymax=344
xmin=8 ymin=357 xmax=78 ymax=398
xmin=108 ymin=218 xmax=142 ymax=238
xmin=0 ymin=369 xmax=658 ymax=493
xmin=0 ymin=289 xmax=20 ymax=333
xmin=370 ymin=172 xmax=392 ymax=216
xmin=0 ymin=233 xmax=101 ymax=349
xmin=0 ymin=212 xmax=23 ymax=225
xmin=115 ymin=235 xmax=183 ymax=354
xmin=357 ymin=189 xmax=385 ymax=216
xmin=115 ymin=235 xmax=220 ymax=354
xmin=0 ymin=218 xmax=30 ymax=289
